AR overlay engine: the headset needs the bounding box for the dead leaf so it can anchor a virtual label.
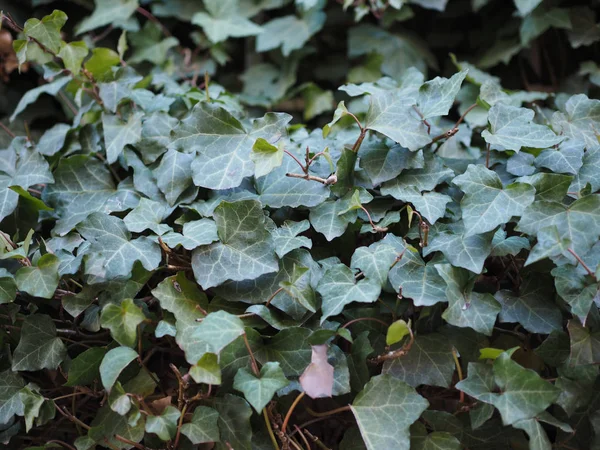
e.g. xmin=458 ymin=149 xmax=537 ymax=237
xmin=299 ymin=344 xmax=334 ymax=399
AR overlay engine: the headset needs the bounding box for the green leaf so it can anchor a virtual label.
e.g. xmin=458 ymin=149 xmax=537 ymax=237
xmin=424 ymin=224 xmax=494 ymax=274
xmin=495 ymin=275 xmax=562 ymax=334
xmin=102 ymin=112 xmax=142 ymax=164
xmin=517 ymin=195 xmax=600 ymax=258
xmin=180 ymin=406 xmax=220 ymax=444
xmin=271 ymin=220 xmax=312 ymax=258
xmin=152 ymin=149 xmax=195 ymax=206
xmin=58 ymin=41 xmax=89 ymax=74
xmin=145 ymin=406 xmax=180 ymax=441
xmin=234 ymin=362 xmax=289 ymax=412
xmin=454 ymin=164 xmax=535 ymax=236
xmin=317 ymin=264 xmax=381 ymax=323
xmin=360 ymin=142 xmax=424 ymax=186
xmin=256 ymin=12 xmax=326 ymax=57
xmin=365 ymin=91 xmax=431 ymax=151
xmin=99 ymin=346 xmax=138 ymax=391
xmin=411 ymin=426 xmax=461 ymax=450
xmin=76 ymin=0 xmax=139 ymax=34
xmin=184 ymin=311 xmax=245 ymax=364
xmin=526 ymin=224 xmax=572 ymax=265
xmin=250 ymin=137 xmax=284 ymax=178
xmin=10 ymin=76 xmax=70 ymax=122
xmin=123 ymin=198 xmax=172 ymax=235
xmin=36 ymin=123 xmax=70 ymax=156
xmin=514 ymin=0 xmax=543 ymax=17
xmin=12 ymin=315 xmax=67 ymax=371
xmin=83 ymin=48 xmax=121 ymax=81
xmin=0 ymin=370 xmax=25 ymax=424
xmin=19 ymin=385 xmax=45 ymax=432
xmin=171 ymin=102 xmax=290 ymax=190
xmin=65 ymin=347 xmax=107 ymax=386
xmin=256 ymin=327 xmax=312 ymax=377
xmin=100 ymin=299 xmax=146 ymax=348
xmin=214 ymin=395 xmax=252 ymax=450
xmin=23 ymin=10 xmax=67 ymax=53
xmin=192 ymin=0 xmax=263 ymax=43
xmin=15 ymin=254 xmax=60 ymax=299
xmin=417 ymin=70 xmax=468 ymax=119
xmin=77 ymin=212 xmax=162 ymax=280
xmin=351 ymin=374 xmax=429 ymax=450
xmin=386 ymin=320 xmax=411 ymax=346
xmin=279 ymin=264 xmax=317 ymax=313
xmin=128 ymin=22 xmax=179 ymax=65
xmin=0 ymin=269 xmax=17 ymax=304
xmin=351 ymin=242 xmax=398 ymax=288
xmin=189 ymin=353 xmax=221 ymax=385
xmin=437 ymin=264 xmax=500 ymax=336
xmin=482 ymin=103 xmax=563 ymax=151
xmin=551 ymin=94 xmax=600 ymax=150
xmin=456 ymin=350 xmax=560 ymax=425
xmin=191 ymin=200 xmax=278 ymax=289
xmin=383 ymin=333 xmax=455 ymax=388
xmin=43 ymin=155 xmax=116 ymax=236
xmin=567 ymin=319 xmax=600 ymax=366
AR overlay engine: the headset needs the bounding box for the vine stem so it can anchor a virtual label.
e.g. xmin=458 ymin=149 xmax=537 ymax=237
xmin=341 ymin=317 xmax=389 ymax=329
xmin=284 ymin=149 xmax=307 ymax=173
xmin=264 ymin=409 xmax=280 ymax=450
xmin=304 ymin=405 xmax=351 ymax=417
xmin=265 ymin=287 xmax=284 ymax=307
xmin=285 ymin=172 xmax=335 ymax=185
xmin=172 ymin=403 xmax=188 ymax=448
xmin=135 ymin=7 xmax=172 ymax=37
xmin=567 ymin=248 xmax=596 ymax=279
xmin=351 ymin=129 xmax=367 ymax=153
xmin=243 ymin=332 xmax=260 ymax=376
xmin=359 ymin=205 xmax=388 ymax=233
xmin=0 ymin=121 xmax=16 ymax=138
xmin=281 ymin=392 xmax=305 ymax=435
xmin=451 ymin=347 xmax=464 ymax=404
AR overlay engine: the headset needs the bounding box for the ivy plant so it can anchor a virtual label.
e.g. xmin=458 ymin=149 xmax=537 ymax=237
xmin=1 ymin=1 xmax=600 ymax=449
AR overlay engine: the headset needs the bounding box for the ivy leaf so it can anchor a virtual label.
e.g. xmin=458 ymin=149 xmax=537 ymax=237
xmin=214 ymin=395 xmax=253 ymax=450
xmin=454 ymin=164 xmax=535 ymax=236
xmin=410 ymin=424 xmax=461 ymax=450
xmin=417 ymin=70 xmax=468 ymax=119
xmin=257 ymin=11 xmax=326 ymax=57
xmin=100 ymin=299 xmax=146 ymax=348
xmin=553 ymin=261 xmax=599 ymax=320
xmin=567 ymin=319 xmax=600 ymax=366
xmin=10 ymin=76 xmax=70 ymax=122
xmin=517 ymin=195 xmax=600 ymax=258
xmin=279 ymin=264 xmax=317 ymax=312
xmin=77 ymin=212 xmax=162 ymax=280
xmin=180 ymin=406 xmax=220 ymax=444
xmin=317 ymin=264 xmax=381 ymax=323
xmin=123 ymin=198 xmax=171 ymax=235
xmin=437 ymin=264 xmax=501 ymax=336
xmin=12 ymin=315 xmax=67 ymax=372
xmin=145 ymin=406 xmax=180 ymax=441
xmin=351 ymin=374 xmax=429 ymax=450
xmin=0 ymin=370 xmax=24 ymax=425
xmin=495 ymin=275 xmax=562 ymax=334
xmin=535 ymin=142 xmax=584 ymax=175
xmin=23 ymin=10 xmax=67 ymax=54
xmin=360 ymin=142 xmax=425 ymax=186
xmin=351 ymin=242 xmax=398 ymax=288
xmin=171 ymin=102 xmax=290 ymax=190
xmin=65 ymin=347 xmax=107 ymax=387
xmin=383 ymin=334 xmax=455 ymax=388
xmin=365 ymin=91 xmax=431 ymax=151
xmin=37 ymin=123 xmax=70 ymax=156
xmin=424 ymin=224 xmax=494 ymax=274
xmin=192 ymin=0 xmax=262 ymax=43
xmin=190 ymin=353 xmax=221 ymax=385
xmin=256 ymin=327 xmax=312 ymax=377
xmin=490 ymin=228 xmax=530 ymax=257
xmin=161 ymin=219 xmax=219 ymax=251
xmin=15 ymin=253 xmax=60 ymax=299
xmin=0 ymin=269 xmax=17 ymax=304
xmin=58 ymin=41 xmax=89 ymax=74
xmin=234 ymin=362 xmax=289 ymax=412
xmin=551 ymin=94 xmax=600 ymax=150
xmin=456 ymin=350 xmax=560 ymax=425
xmin=184 ymin=311 xmax=245 ymax=364
xmin=482 ymin=103 xmax=563 ymax=151
xmin=99 ymin=346 xmax=138 ymax=391
xmin=514 ymin=0 xmax=543 ymax=17
xmin=271 ymin=220 xmax=312 ymax=258
xmin=153 ymin=149 xmax=195 ymax=207
xmin=251 ymin=138 xmax=284 ymax=178
xmin=128 ymin=22 xmax=179 ymax=65
xmin=43 ymin=156 xmax=116 ymax=236
xmin=76 ymin=0 xmax=139 ymax=34
xmin=191 ymin=200 xmax=278 ymax=289
xmin=98 ymin=68 xmax=143 ymax=114
xmin=19 ymin=385 xmax=45 ymax=432
xmin=102 ymin=112 xmax=143 ymax=164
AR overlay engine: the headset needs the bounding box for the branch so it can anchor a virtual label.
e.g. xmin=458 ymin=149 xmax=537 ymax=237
xmin=285 ymin=172 xmax=337 ymax=185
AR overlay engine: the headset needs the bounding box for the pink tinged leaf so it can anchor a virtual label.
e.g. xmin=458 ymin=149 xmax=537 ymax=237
xmin=299 ymin=344 xmax=334 ymax=399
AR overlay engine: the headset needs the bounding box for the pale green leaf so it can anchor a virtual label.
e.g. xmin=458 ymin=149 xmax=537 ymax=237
xmin=192 ymin=0 xmax=263 ymax=43
xmin=256 ymin=12 xmax=325 ymax=57
xmin=234 ymin=362 xmax=289 ymax=412
xmin=100 ymin=299 xmax=146 ymax=348
xmin=180 ymin=406 xmax=220 ymax=444
xmin=15 ymin=254 xmax=60 ymax=299
xmin=145 ymin=406 xmax=180 ymax=441
xmin=417 ymin=70 xmax=468 ymax=119
xmin=77 ymin=0 xmax=139 ymax=34
xmin=99 ymin=346 xmax=138 ymax=391
xmin=102 ymin=112 xmax=143 ymax=164
xmin=58 ymin=41 xmax=89 ymax=74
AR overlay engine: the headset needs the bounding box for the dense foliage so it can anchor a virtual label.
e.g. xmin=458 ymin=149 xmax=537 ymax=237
xmin=1 ymin=0 xmax=600 ymax=449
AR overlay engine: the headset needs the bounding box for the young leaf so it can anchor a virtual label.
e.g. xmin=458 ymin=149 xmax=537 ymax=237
xmin=234 ymin=362 xmax=289 ymax=411
xmin=15 ymin=253 xmax=60 ymax=299
xmin=100 ymin=299 xmax=146 ymax=348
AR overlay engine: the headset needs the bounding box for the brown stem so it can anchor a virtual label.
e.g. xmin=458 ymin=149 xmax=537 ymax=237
xmin=243 ymin=332 xmax=260 ymax=376
xmin=431 ymin=128 xmax=459 ymax=144
xmin=136 ymin=7 xmax=172 ymax=37
xmin=0 ymin=121 xmax=16 ymax=138
xmin=294 ymin=425 xmax=311 ymax=450
xmin=369 ymin=325 xmax=414 ymax=364
xmin=304 ymin=405 xmax=351 ymax=418
xmin=282 ymin=392 xmax=305 ymax=435
xmin=173 ymin=403 xmax=188 ymax=448
xmin=567 ymin=248 xmax=597 ymax=279
xmin=47 ymin=440 xmax=77 ymax=450
xmin=265 ymin=287 xmax=284 ymax=307
xmin=91 ymin=25 xmax=114 ymax=43
xmin=284 ymin=150 xmax=307 ymax=173
xmin=455 ymin=103 xmax=478 ymax=127
xmin=341 ymin=317 xmax=389 ymax=329
xmin=360 ymin=205 xmax=388 ymax=233
xmin=346 ymin=111 xmax=364 ymax=131
xmin=412 ymin=106 xmax=431 ymax=134
xmin=486 ymin=143 xmax=491 ymax=168
xmin=351 ymin=129 xmax=367 ymax=153
xmin=285 ymin=172 xmax=335 ymax=185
